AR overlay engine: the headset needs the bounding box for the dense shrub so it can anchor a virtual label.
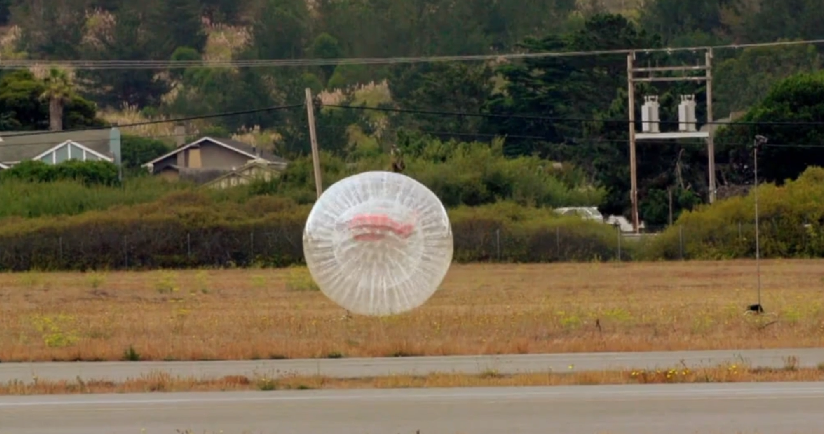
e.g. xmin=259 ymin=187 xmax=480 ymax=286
xmin=1 ymin=138 xmax=605 ymax=219
xmin=0 ymin=176 xmax=202 ymax=218
xmin=250 ymin=139 xmax=606 ymax=208
xmin=0 ymin=194 xmax=625 ymax=271
xmin=120 ymin=135 xmax=173 ymax=170
xmin=643 ymin=166 xmax=824 ymax=260
xmin=0 ymin=160 xmax=120 ymax=185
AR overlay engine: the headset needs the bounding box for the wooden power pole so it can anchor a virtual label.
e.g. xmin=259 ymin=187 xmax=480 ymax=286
xmin=705 ymin=48 xmax=716 ymax=203
xmin=626 ymin=53 xmax=639 ymax=233
xmin=627 ymin=49 xmax=715 ymax=233
xmin=305 ymin=88 xmax=323 ymax=199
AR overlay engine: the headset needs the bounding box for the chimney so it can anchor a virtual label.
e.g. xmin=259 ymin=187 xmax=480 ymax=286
xmin=174 ymin=124 xmax=186 ymax=147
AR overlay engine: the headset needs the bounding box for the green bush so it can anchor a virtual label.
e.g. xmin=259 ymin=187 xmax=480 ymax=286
xmin=0 ymin=137 xmax=606 ymax=219
xmin=0 ymin=175 xmax=197 ymax=218
xmin=643 ymin=166 xmax=824 ymax=260
xmin=121 ymin=135 xmax=173 ymax=170
xmin=251 ymin=139 xmax=606 ymax=209
xmin=0 ymin=194 xmax=625 ymax=271
xmin=0 ymin=160 xmax=120 ymax=185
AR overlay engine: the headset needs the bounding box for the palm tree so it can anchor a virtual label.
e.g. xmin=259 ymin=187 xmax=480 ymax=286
xmin=40 ymin=68 xmax=74 ymax=131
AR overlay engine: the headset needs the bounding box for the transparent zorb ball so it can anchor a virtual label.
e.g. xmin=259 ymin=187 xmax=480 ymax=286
xmin=302 ymin=171 xmax=453 ymax=316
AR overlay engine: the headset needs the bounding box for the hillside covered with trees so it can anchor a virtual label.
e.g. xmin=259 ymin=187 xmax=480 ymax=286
xmin=0 ymin=0 xmax=823 ymax=269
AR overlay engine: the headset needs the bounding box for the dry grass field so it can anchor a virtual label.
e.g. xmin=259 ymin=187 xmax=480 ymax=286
xmin=3 ymin=363 xmax=822 ymax=395
xmin=0 ymin=260 xmax=822 ymax=362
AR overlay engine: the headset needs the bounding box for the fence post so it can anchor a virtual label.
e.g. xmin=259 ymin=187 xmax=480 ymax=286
xmin=679 ymin=225 xmax=684 ymax=260
xmin=187 ymin=232 xmax=191 ymax=258
xmin=556 ymin=226 xmax=561 ymax=260
xmin=617 ymin=226 xmax=622 ymax=261
xmin=495 ymin=228 xmax=501 ymax=261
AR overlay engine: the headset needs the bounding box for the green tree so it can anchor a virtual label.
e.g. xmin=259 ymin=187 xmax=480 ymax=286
xmin=0 ymin=70 xmax=102 ymax=131
xmin=485 ymin=13 xmax=715 ymax=221
xmin=743 ymin=0 xmax=824 ymax=45
xmin=148 ymin=0 xmax=207 ymax=55
xmin=11 ymin=0 xmax=86 ymax=59
xmin=40 ymin=68 xmax=74 ymax=131
xmin=716 ymin=71 xmax=824 ymax=186
xmin=201 ymin=0 xmax=254 ymax=24
xmin=640 ymin=0 xmax=737 ymax=44
xmin=714 ymin=43 xmax=821 ymax=117
xmin=252 ymin=0 xmax=310 ymax=60
xmin=487 ymin=14 xmax=663 ymax=156
xmin=307 ymin=33 xmax=344 ymax=84
xmin=120 ymin=135 xmax=172 ymax=170
xmin=0 ymin=0 xmax=14 ymax=25
xmin=78 ymin=3 xmax=171 ymax=108
xmin=388 ymin=62 xmax=494 ymax=137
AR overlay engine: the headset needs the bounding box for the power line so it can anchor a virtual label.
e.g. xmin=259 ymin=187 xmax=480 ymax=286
xmin=4 ymin=39 xmax=824 ymax=70
xmin=2 ymin=102 xmax=823 ymax=149
xmin=325 ymin=104 xmax=824 ymax=127
xmin=3 ymin=122 xmax=823 ymax=150
xmin=0 ymin=103 xmax=303 ymax=141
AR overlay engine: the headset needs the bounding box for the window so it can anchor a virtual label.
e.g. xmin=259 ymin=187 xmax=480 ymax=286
xmin=35 ymin=142 xmax=111 ymax=165
xmin=54 ymin=144 xmax=69 ymax=163
xmin=68 ymin=143 xmax=85 ymax=160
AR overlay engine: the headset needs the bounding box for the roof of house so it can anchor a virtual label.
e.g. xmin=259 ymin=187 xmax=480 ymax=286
xmin=141 ymin=136 xmax=288 ymax=168
xmin=202 ymin=170 xmax=255 ymax=189
xmin=0 ymin=129 xmax=112 ymax=163
xmin=202 ymin=159 xmax=284 ymax=187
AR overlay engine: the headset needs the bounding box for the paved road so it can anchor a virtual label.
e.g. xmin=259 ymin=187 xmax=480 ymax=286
xmin=0 ymin=348 xmax=821 ymax=383
xmin=1 ymin=382 xmax=822 ymax=434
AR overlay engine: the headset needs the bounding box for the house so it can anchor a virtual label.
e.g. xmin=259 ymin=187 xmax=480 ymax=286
xmin=202 ymin=159 xmax=283 ymax=189
xmin=0 ymin=129 xmax=115 ymax=168
xmin=141 ymin=136 xmax=288 ymax=186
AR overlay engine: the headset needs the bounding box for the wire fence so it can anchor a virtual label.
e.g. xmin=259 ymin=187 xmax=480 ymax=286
xmin=0 ymin=220 xmax=817 ymax=271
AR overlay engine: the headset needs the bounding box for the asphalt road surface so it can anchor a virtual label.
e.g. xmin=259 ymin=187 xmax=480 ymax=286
xmin=2 ymin=382 xmax=822 ymax=434
xmin=1 ymin=348 xmax=822 ymax=383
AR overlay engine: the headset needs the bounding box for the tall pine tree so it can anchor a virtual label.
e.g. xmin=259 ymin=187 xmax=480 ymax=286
xmin=148 ymin=0 xmax=207 ymax=56
xmin=78 ymin=2 xmax=171 ymax=108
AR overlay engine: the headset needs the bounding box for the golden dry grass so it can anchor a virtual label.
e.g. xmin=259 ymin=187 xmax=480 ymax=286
xmin=0 ymin=261 xmax=822 ymax=362
xmin=3 ymin=363 xmax=823 ymax=395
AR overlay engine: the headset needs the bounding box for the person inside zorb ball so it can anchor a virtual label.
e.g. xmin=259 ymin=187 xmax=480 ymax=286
xmin=302 ymin=171 xmax=453 ymax=316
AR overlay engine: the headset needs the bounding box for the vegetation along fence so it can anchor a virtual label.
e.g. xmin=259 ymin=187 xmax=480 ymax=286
xmin=1 ymin=217 xmax=820 ymax=271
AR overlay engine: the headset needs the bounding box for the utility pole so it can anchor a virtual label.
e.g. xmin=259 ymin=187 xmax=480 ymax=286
xmin=305 ymin=88 xmax=323 ymax=199
xmin=752 ymin=134 xmax=768 ymax=313
xmin=627 ymin=48 xmax=715 ymax=233
xmin=109 ymin=124 xmax=122 ymax=183
xmin=706 ymin=48 xmax=716 ymax=203
xmin=627 ymin=53 xmax=639 ymax=233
